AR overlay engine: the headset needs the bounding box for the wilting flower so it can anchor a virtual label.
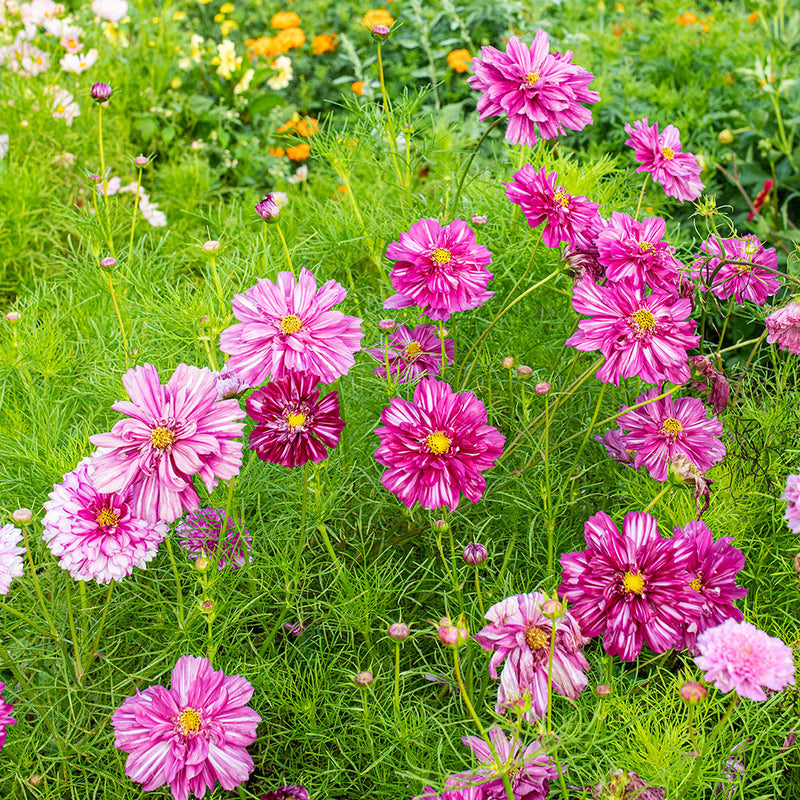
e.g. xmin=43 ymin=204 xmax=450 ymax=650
xmin=669 ymin=456 xmax=713 ymax=518
xmin=247 ymin=372 xmax=345 ymax=468
xmin=176 ymin=507 xmax=252 ymax=569
xmin=89 ymin=364 xmax=245 ymax=524
xmin=0 ymin=683 xmax=15 ymax=750
xmin=559 ymin=511 xmax=703 ymax=661
xmin=468 ymin=32 xmax=600 ymax=147
xmin=688 ymin=355 xmax=730 ymax=414
xmin=473 ymin=592 xmax=590 ymax=721
xmin=565 ymin=278 xmax=699 ymax=386
xmin=42 ymin=457 xmax=168 ymax=583
xmin=624 ymin=118 xmax=704 ymax=203
xmin=374 ymin=379 xmax=505 ymax=511
xmin=369 ymin=323 xmax=454 ymax=383
xmin=220 ymin=268 xmax=363 ymax=387
xmin=694 ymin=619 xmax=796 ymax=701
xmin=595 ymin=426 xmax=636 ymax=467
xmin=617 ymin=389 xmax=725 ymax=482
xmin=782 ymin=473 xmax=800 ymax=535
xmin=0 ymin=524 xmax=25 ymax=595
xmin=262 ymin=787 xmax=309 ymax=800
xmin=672 ymin=520 xmax=747 ymax=653
xmin=383 ymin=218 xmax=494 ymax=321
xmin=766 ymin=301 xmax=800 ymax=355
xmin=112 ymin=655 xmax=261 ymax=799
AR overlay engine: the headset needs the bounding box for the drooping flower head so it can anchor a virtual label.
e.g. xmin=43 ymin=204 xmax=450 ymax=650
xmin=261 ymin=787 xmax=310 ymax=800
xmin=617 ymin=389 xmax=725 ymax=482
xmin=766 ymin=301 xmax=800 ymax=355
xmin=505 ymin=165 xmax=602 ymax=250
xmin=383 ymin=219 xmax=494 ymax=321
xmin=176 ymin=507 xmax=252 ymax=569
xmin=559 ymin=511 xmax=704 ymax=661
xmin=374 ymin=379 xmax=505 ymax=511
xmin=247 ymin=372 xmax=345 ymax=468
xmin=694 ymin=619 xmax=795 ymax=701
xmin=220 ymin=269 xmax=364 ymax=387
xmin=624 ymin=118 xmax=704 ymax=203
xmin=565 ymin=278 xmax=699 ymax=386
xmin=112 ymin=655 xmax=261 ymax=800
xmin=368 ymin=324 xmax=454 ymax=384
xmin=782 ymin=472 xmax=800 ymax=535
xmin=473 ymin=592 xmax=590 ymax=722
xmin=89 ymin=364 xmax=245 ymax=524
xmin=0 ymin=523 xmax=25 ymax=595
xmin=468 ymin=32 xmax=600 ymax=147
xmin=42 ymin=457 xmax=168 ymax=583
xmin=0 ymin=683 xmax=15 ymax=750
xmin=690 ymin=235 xmax=780 ymax=306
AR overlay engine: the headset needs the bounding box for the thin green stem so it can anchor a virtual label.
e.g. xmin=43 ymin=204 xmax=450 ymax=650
xmin=262 ymin=224 xmax=269 ymax=274
xmin=65 ymin=587 xmax=82 ymax=681
xmin=209 ymin=254 xmax=225 ymax=305
xmin=543 ymin=394 xmax=555 ymax=574
xmin=642 ymin=484 xmax=671 ymax=514
xmin=275 ymin=221 xmax=295 ymax=276
xmin=376 ymin=42 xmax=405 ymax=189
xmin=0 ymin=602 xmax=54 ymax=640
xmin=634 ymin=173 xmax=650 ymax=220
xmin=164 ymin=536 xmax=185 ymax=629
xmin=438 ymin=320 xmax=448 ymax=378
xmin=393 ymin=642 xmax=401 ymax=725
xmin=473 ymin=567 xmax=485 ymax=618
xmin=565 ymin=382 xmax=608 ymax=489
xmin=82 ymin=580 xmax=114 ymax=683
xmin=21 ymin=526 xmax=59 ymax=640
xmin=108 ymin=274 xmax=130 ymax=369
xmin=546 ymin=614 xmax=556 ymax=735
xmin=449 ymin=116 xmax=502 ymax=216
xmin=715 ymin=298 xmax=736 ymax=352
xmin=127 ymin=166 xmax=142 ymax=261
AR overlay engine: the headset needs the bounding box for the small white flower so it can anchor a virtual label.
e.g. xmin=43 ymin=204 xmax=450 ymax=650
xmin=91 ymin=0 xmax=127 ymax=23
xmin=266 ymin=55 xmax=293 ymax=90
xmin=287 ymin=164 xmax=308 ymax=184
xmin=0 ymin=134 xmax=9 ymax=160
xmin=233 ymin=68 xmax=254 ymax=95
xmin=60 ymin=47 xmax=97 ymax=73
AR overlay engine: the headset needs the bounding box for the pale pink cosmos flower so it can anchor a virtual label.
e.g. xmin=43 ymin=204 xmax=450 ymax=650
xmin=782 ymin=473 xmax=800 ymax=535
xmin=91 ymin=0 xmax=128 ymax=23
xmin=60 ymin=48 xmax=98 ymax=73
xmin=766 ymin=301 xmax=800 ymax=355
xmin=0 ymin=524 xmax=25 ymax=595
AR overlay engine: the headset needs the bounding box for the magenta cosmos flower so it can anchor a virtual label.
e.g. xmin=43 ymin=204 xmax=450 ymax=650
xmin=374 ymin=379 xmax=504 ymax=511
xmin=617 ymin=389 xmax=725 ymax=482
xmin=624 ymin=118 xmax=704 ymax=203
xmin=782 ymin=473 xmax=800 ymax=535
xmin=468 ymin=32 xmax=600 ymax=147
xmin=559 ymin=511 xmax=704 ymax=661
xmin=246 ymin=371 xmax=345 ymax=468
xmin=42 ymin=457 xmax=168 ymax=583
xmin=262 ymin=788 xmax=310 ymax=800
xmin=177 ymin=507 xmax=252 ymax=569
xmin=505 ymin=165 xmax=602 ymax=250
xmin=690 ymin=235 xmax=780 ymax=306
xmin=369 ymin=323 xmax=454 ymax=384
xmin=596 ymin=212 xmax=681 ymax=294
xmin=694 ymin=619 xmax=796 ymax=701
xmin=383 ymin=218 xmax=494 ymax=321
xmin=766 ymin=301 xmax=800 ymax=355
xmin=90 ymin=364 xmax=245 ymax=524
xmin=220 ymin=268 xmax=364 ymax=386
xmin=672 ymin=520 xmax=747 ymax=653
xmin=112 ymin=655 xmax=261 ymax=800
xmin=473 ymin=592 xmax=590 ymax=722
xmin=0 ymin=523 xmax=25 ymax=595
xmin=0 ymin=683 xmax=15 ymax=749
xmin=565 ymin=278 xmax=699 ymax=386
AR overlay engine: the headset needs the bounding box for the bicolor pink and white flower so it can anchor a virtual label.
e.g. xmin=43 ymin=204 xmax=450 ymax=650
xmin=0 ymin=523 xmax=25 ymax=595
xmin=176 ymin=507 xmax=252 ymax=569
xmin=766 ymin=301 xmax=800 ymax=355
xmin=0 ymin=683 xmax=15 ymax=750
xmin=368 ymin=323 xmax=454 ymax=384
xmin=782 ymin=472 xmax=800 ymax=535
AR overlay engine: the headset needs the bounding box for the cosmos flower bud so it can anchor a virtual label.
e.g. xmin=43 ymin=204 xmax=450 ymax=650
xmin=11 ymin=508 xmax=33 ymax=524
xmin=134 ymin=155 xmax=149 ymax=167
xmin=679 ymin=681 xmax=707 ymax=704
xmin=100 ymin=257 xmax=117 ymax=269
xmin=195 ymin=555 xmax=210 ymax=571
xmin=717 ymin=129 xmax=734 ymax=144
xmin=594 ymin=684 xmax=612 ymax=696
xmin=355 ymin=670 xmax=373 ymax=687
xmin=378 ymin=318 xmax=396 ymax=332
xmin=255 ymin=193 xmax=281 ymax=222
xmin=437 ymin=615 xmax=469 ymax=647
xmin=433 ymin=519 xmax=448 ymax=531
xmin=90 ymin=82 xmax=112 ymax=102
xmin=371 ymin=24 xmax=390 ymax=40
xmin=203 ymin=240 xmax=221 ymax=252
xmin=462 ymin=542 xmax=487 ymax=566
xmin=502 ymin=357 xmax=514 ymax=369
xmin=540 ymin=599 xmax=564 ymax=619
xmin=201 ymin=599 xmax=214 ymax=612
xmin=535 ymin=381 xmax=551 ymax=395
xmin=388 ymin=622 xmax=410 ymax=640
xmin=471 ymin=214 xmax=488 ymax=226
xmin=5 ymin=312 xmax=20 ymax=323
xmin=517 ymin=365 xmax=533 ymax=377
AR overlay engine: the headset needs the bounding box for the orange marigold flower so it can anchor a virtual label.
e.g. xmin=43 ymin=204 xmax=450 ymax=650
xmin=312 ymin=33 xmax=338 ymax=54
xmin=275 ymin=26 xmax=305 ymax=51
xmin=286 ymin=143 xmax=311 ymax=161
xmin=269 ymin=146 xmax=286 ymax=157
xmin=296 ymin=117 xmax=319 ymax=137
xmin=676 ymin=12 xmax=698 ymax=26
xmin=747 ymin=11 xmax=758 ymax=23
xmin=271 ymin=11 xmax=300 ymax=30
xmin=361 ymin=9 xmax=393 ymax=29
xmin=446 ymin=49 xmax=472 ymax=73
xmin=249 ymin=36 xmax=278 ymax=59
xmin=277 ymin=113 xmax=299 ymax=133
xmin=352 ymin=80 xmax=365 ymax=95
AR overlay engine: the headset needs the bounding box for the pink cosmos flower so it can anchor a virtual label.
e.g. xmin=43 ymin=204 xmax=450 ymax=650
xmin=369 ymin=323 xmax=454 ymax=384
xmin=262 ymin=788 xmax=310 ymax=800
xmin=0 ymin=523 xmax=25 ymax=595
xmin=177 ymin=507 xmax=252 ymax=569
xmin=220 ymin=268 xmax=364 ymax=387
xmin=782 ymin=473 xmax=800 ymax=535
xmin=473 ymin=592 xmax=590 ymax=722
xmin=766 ymin=301 xmax=800 ymax=355
xmin=559 ymin=511 xmax=704 ymax=661
xmin=505 ymin=165 xmax=602 ymax=250
xmin=617 ymin=389 xmax=725 ymax=481
xmin=112 ymin=655 xmax=261 ymax=800
xmin=565 ymin=278 xmax=699 ymax=386
xmin=0 ymin=683 xmax=15 ymax=750
xmin=247 ymin=372 xmax=345 ymax=468
xmin=383 ymin=219 xmax=494 ymax=321
xmin=594 ymin=427 xmax=636 ymax=467
xmin=468 ymin=32 xmax=600 ymax=147
xmin=89 ymin=364 xmax=245 ymax=524
xmin=672 ymin=521 xmax=747 ymax=653
xmin=694 ymin=619 xmax=796 ymax=701
xmin=690 ymin=235 xmax=780 ymax=306
xmin=374 ymin=379 xmax=504 ymax=511
xmin=596 ymin=212 xmax=681 ymax=293
xmin=214 ymin=367 xmax=250 ymax=400
xmin=624 ymin=118 xmax=704 ymax=203
xmin=42 ymin=457 xmax=168 ymax=583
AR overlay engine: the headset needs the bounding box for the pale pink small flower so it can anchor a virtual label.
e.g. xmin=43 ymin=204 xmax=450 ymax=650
xmin=0 ymin=524 xmax=25 ymax=595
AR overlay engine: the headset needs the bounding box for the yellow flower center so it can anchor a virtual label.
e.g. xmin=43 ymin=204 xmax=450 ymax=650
xmin=95 ymin=507 xmax=119 ymax=527
xmin=553 ymin=189 xmax=570 ymax=208
xmin=280 ymin=314 xmax=303 ymax=334
xmin=661 ymin=146 xmax=675 ymax=160
xmin=427 ymin=431 xmax=451 ymax=455
xmin=660 ymin=417 xmax=684 ymax=437
xmin=431 ymin=247 xmax=453 ymax=265
xmin=56 ymin=104 xmax=66 ymax=114
xmin=177 ymin=707 xmax=202 ymax=733
xmin=525 ymin=626 xmax=549 ymax=651
xmin=689 ymin=576 xmax=703 ymax=592
xmin=286 ymin=411 xmax=306 ymax=427
xmin=525 ymin=71 xmax=541 ymax=85
xmin=638 ymin=240 xmax=654 ymax=253
xmin=150 ymin=427 xmax=175 ymax=449
xmin=622 ymin=570 xmax=645 ymax=594
xmin=631 ymin=309 xmax=657 ymax=331
xmin=404 ymin=341 xmax=422 ymax=360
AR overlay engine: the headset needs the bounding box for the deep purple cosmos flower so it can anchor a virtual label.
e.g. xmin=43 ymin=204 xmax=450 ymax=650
xmin=220 ymin=269 xmax=364 ymax=387
xmin=694 ymin=620 xmax=796 ymax=701
xmin=247 ymin=371 xmax=345 ymax=468
xmin=565 ymin=278 xmax=699 ymax=386
xmin=90 ymin=364 xmax=245 ymax=524
xmin=0 ymin=523 xmax=25 ymax=595
xmin=177 ymin=507 xmax=252 ymax=569
xmin=262 ymin=786 xmax=310 ymax=800
xmin=374 ymin=379 xmax=504 ymax=511
xmin=505 ymin=165 xmax=602 ymax=250
xmin=617 ymin=389 xmax=725 ymax=481
xmin=0 ymin=683 xmax=15 ymax=750
xmin=782 ymin=473 xmax=800 ymax=535
xmin=624 ymin=118 xmax=704 ymax=203
xmin=766 ymin=301 xmax=800 ymax=355
xmin=473 ymin=592 xmax=590 ymax=722
xmin=112 ymin=655 xmax=261 ymax=800
xmin=468 ymin=32 xmax=600 ymax=147
xmin=672 ymin=521 xmax=747 ymax=653
xmin=42 ymin=457 xmax=168 ymax=583
xmin=690 ymin=235 xmax=780 ymax=306
xmin=369 ymin=323 xmax=454 ymax=384
xmin=559 ymin=511 xmax=703 ymax=661
xmin=383 ymin=218 xmax=494 ymax=321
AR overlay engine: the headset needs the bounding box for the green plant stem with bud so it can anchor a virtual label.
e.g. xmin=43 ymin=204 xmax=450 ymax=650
xmin=449 ymin=116 xmax=503 ymax=216
xmin=473 ymin=565 xmax=485 ymax=618
xmin=376 ymin=42 xmax=406 ymax=191
xmin=276 ymin=221 xmax=295 ymax=276
xmin=107 ymin=272 xmax=130 ymax=370
xmin=164 ymin=536 xmax=186 ymax=629
xmin=127 ymin=163 xmax=143 ymax=263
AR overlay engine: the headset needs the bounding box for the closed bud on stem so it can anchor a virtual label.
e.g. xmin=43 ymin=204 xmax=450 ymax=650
xmin=437 ymin=615 xmax=469 ymax=647
xmin=517 ymin=365 xmax=533 ymax=377
xmin=100 ymin=257 xmax=117 ymax=270
xmin=378 ymin=318 xmax=396 ymax=332
xmin=388 ymin=622 xmax=410 ymax=640
xmin=535 ymin=381 xmax=551 ymax=395
xmin=203 ymin=240 xmax=221 ymax=253
xmin=462 ymin=542 xmax=487 ymax=566
xmin=90 ymin=82 xmax=112 ymax=102
xmin=679 ymin=681 xmax=707 ymax=704
xmin=501 ymin=357 xmax=514 ymax=369
xmin=11 ymin=508 xmax=33 ymax=524
xmin=355 ymin=670 xmax=373 ymax=687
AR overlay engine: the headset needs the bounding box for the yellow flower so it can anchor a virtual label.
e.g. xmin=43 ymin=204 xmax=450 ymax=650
xmin=446 ymin=49 xmax=471 ymax=73
xmin=170 ymin=76 xmax=182 ymax=89
xmin=216 ymin=39 xmax=241 ymax=79
xmin=172 ymin=10 xmax=186 ymax=19
xmin=271 ymin=11 xmax=301 ymax=29
xmin=361 ymin=9 xmax=393 ymax=29
xmin=220 ymin=2 xmax=235 ymax=12
xmin=213 ymin=12 xmax=224 ymax=22
xmin=151 ymin=16 xmax=160 ymax=23
xmin=221 ymin=19 xmax=238 ymax=35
